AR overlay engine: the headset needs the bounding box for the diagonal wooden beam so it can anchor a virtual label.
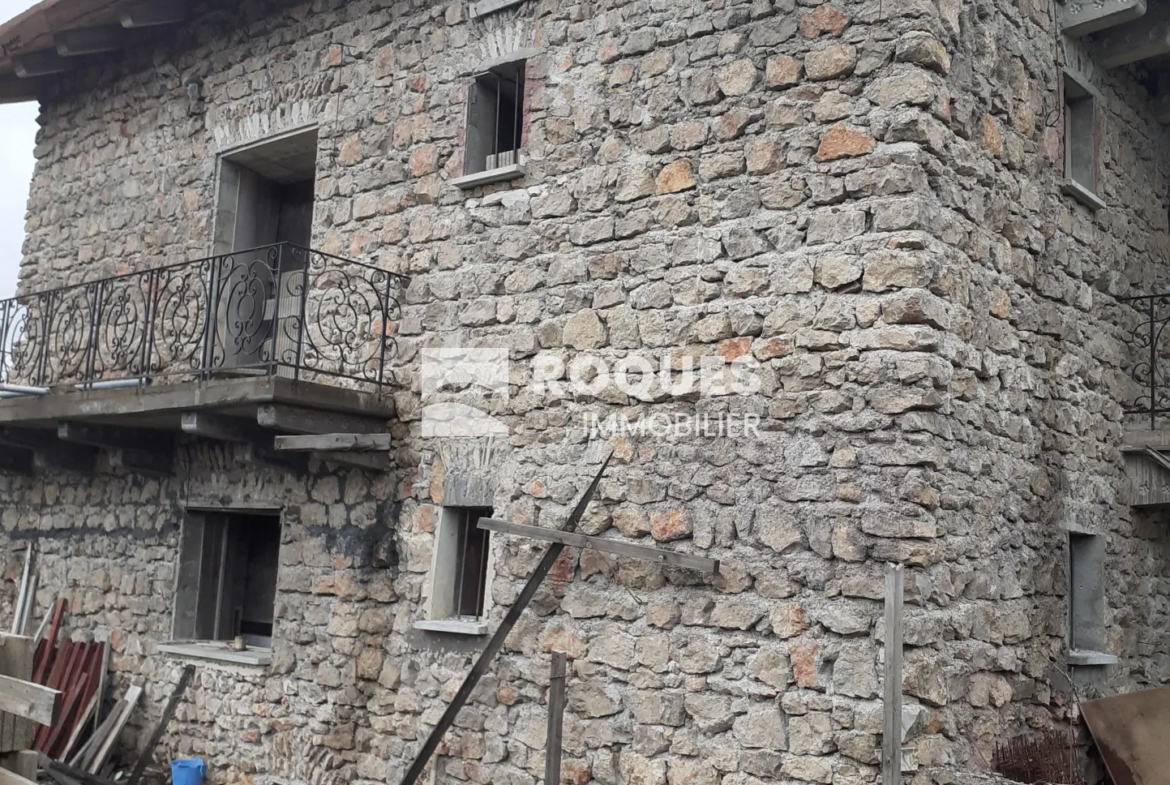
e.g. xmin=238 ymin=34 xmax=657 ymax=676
xmin=125 ymin=665 xmax=194 ymax=785
xmin=478 ymin=518 xmax=719 ymax=573
xmin=398 ymin=452 xmax=613 ymax=785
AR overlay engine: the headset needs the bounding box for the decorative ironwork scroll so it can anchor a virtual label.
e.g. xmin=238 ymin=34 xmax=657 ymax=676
xmin=1122 ymin=292 xmax=1170 ymax=429
xmin=0 ymin=243 xmax=406 ymax=392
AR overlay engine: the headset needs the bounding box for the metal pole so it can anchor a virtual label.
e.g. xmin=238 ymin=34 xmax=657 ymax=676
xmin=398 ymin=452 xmax=612 ymax=785
xmin=545 ymin=651 xmax=567 ymax=785
xmin=882 ymin=563 xmax=904 ymax=785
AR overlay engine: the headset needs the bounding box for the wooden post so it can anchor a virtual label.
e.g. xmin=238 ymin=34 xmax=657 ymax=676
xmin=397 ymin=453 xmax=612 ymax=785
xmin=882 ymin=563 xmax=904 ymax=785
xmin=545 ymin=652 xmax=567 ymax=785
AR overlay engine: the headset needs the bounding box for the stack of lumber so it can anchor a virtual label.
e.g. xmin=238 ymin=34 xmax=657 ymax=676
xmin=31 ymin=637 xmax=107 ymax=762
xmin=0 ymin=630 xmax=60 ymax=785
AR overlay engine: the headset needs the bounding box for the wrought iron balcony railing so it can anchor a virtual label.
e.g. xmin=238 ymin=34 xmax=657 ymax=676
xmin=0 ymin=243 xmax=405 ymax=393
xmin=1123 ymin=292 xmax=1170 ymax=429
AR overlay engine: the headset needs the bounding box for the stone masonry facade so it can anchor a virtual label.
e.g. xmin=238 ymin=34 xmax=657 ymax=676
xmin=4 ymin=0 xmax=1170 ymax=783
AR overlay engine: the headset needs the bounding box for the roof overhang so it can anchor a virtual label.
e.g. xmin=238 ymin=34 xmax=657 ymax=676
xmin=0 ymin=0 xmax=188 ymax=104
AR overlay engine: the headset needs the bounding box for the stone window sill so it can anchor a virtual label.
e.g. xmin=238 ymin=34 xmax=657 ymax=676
xmin=158 ymin=641 xmax=272 ymax=667
xmin=1061 ymin=178 xmax=1106 ymax=211
xmin=452 ymin=163 xmax=525 ymax=191
xmin=413 ymin=619 xmax=489 ymax=636
xmin=1068 ymin=649 xmax=1117 ymax=666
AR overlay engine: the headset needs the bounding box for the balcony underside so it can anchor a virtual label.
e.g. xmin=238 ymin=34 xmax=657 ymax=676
xmin=0 ymin=376 xmax=395 ymax=476
xmin=1062 ymin=0 xmax=1170 ymax=123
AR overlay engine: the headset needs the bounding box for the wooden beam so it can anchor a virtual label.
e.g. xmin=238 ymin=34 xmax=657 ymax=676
xmin=0 ymin=429 xmax=95 ymax=474
xmin=0 ymin=675 xmax=59 ymax=726
xmin=126 ymin=665 xmax=194 ymax=785
xmin=40 ymin=756 xmax=117 ymax=785
xmin=86 ymin=685 xmax=140 ymax=775
xmin=58 ymin=422 xmax=172 ymax=452
xmin=274 ymin=433 xmax=390 ymax=452
xmin=882 ymin=563 xmax=904 ymax=785
xmin=31 ymin=450 xmax=95 ymax=475
xmin=1096 ymin=18 xmax=1170 ymax=67
xmin=13 ymin=50 xmax=75 ymax=78
xmin=0 ymin=450 xmax=32 ymax=476
xmin=256 ymin=404 xmax=387 ymax=435
xmin=0 ymin=751 xmax=38 ymax=783
xmin=242 ymin=444 xmax=307 ymax=473
xmin=0 ymin=634 xmax=35 ymax=753
xmin=545 ymin=651 xmax=567 ymax=785
xmin=1060 ymin=0 xmax=1146 ymax=37
xmin=108 ymin=449 xmax=174 ymax=477
xmin=316 ymin=452 xmax=388 ymax=471
xmin=399 ymin=453 xmax=612 ymax=785
xmin=0 ymin=763 xmax=37 ymax=785
xmin=54 ymin=26 xmax=127 ymax=57
xmin=477 ymin=518 xmax=720 ymax=574
xmin=119 ymin=1 xmax=187 ymax=28
xmin=0 ymin=75 xmax=40 ymax=104
xmin=180 ymin=412 xmax=266 ymax=444
xmin=10 ymin=546 xmax=31 ymax=636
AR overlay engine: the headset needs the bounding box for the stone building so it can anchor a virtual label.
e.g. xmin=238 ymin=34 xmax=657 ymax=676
xmin=0 ymin=0 xmax=1167 ymax=782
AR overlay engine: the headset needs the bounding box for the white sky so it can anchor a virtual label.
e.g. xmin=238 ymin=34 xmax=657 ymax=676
xmin=0 ymin=0 xmax=42 ymax=299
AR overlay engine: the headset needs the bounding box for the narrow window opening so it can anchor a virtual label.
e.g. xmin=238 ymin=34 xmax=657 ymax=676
xmin=1068 ymin=531 xmax=1106 ymax=655
xmin=429 ymin=505 xmax=493 ymax=622
xmin=174 ymin=512 xmax=281 ymax=649
xmin=1061 ymin=70 xmax=1103 ymax=209
xmin=464 ymin=62 xmax=526 ymax=177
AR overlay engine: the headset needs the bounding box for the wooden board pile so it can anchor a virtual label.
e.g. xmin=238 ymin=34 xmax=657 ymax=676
xmin=30 ymin=602 xmax=113 ymax=766
xmin=0 ymin=544 xmax=195 ymax=785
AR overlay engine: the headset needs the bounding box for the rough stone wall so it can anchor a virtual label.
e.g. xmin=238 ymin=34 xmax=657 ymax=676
xmin=7 ymin=0 xmax=1170 ymax=783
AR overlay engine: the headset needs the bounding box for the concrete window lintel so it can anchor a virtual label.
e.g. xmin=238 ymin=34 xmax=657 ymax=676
xmin=468 ymin=0 xmax=526 ymax=20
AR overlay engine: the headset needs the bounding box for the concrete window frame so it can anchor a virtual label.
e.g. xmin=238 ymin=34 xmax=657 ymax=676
xmin=162 ymin=506 xmax=284 ymax=667
xmin=1060 ymin=69 xmax=1105 ymax=211
xmin=452 ymin=54 xmax=534 ymax=190
xmin=1065 ymin=527 xmax=1117 ymax=667
xmin=414 ymin=504 xmax=497 ymax=636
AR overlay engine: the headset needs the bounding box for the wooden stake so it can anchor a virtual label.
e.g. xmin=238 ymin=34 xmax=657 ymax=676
xmin=545 ymin=652 xmax=567 ymax=785
xmin=397 ymin=453 xmax=612 ymax=785
xmin=11 ymin=547 xmax=31 ymax=635
xmin=882 ymin=563 xmax=904 ymax=785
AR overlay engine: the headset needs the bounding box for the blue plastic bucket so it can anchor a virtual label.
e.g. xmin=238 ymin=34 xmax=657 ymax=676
xmin=172 ymin=759 xmax=205 ymax=785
